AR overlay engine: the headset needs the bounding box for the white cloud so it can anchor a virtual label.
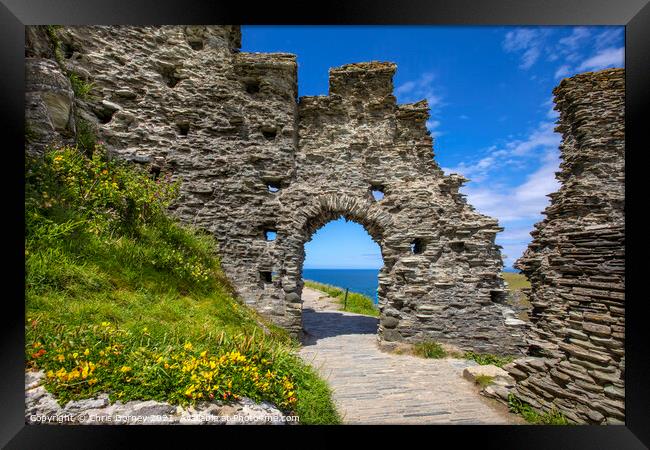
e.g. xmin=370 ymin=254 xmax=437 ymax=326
xmin=554 ymin=64 xmax=571 ymax=79
xmin=558 ymin=27 xmax=591 ymax=51
xmin=520 ymin=47 xmax=541 ymax=69
xmin=499 ymin=226 xmax=535 ymax=242
xmin=508 ymin=122 xmax=560 ymax=156
xmin=395 ymin=80 xmax=416 ymax=96
xmin=462 ymin=153 xmax=560 ymax=222
xmin=576 ymin=47 xmax=624 ymax=71
xmin=395 ymin=73 xmax=439 ymax=106
xmin=503 ymin=28 xmax=541 ymax=52
xmin=503 ymin=27 xmax=624 ymax=78
xmin=595 ymin=28 xmax=624 ymax=50
xmin=502 ymin=28 xmax=549 ymax=69
xmin=444 ymin=121 xmax=560 ymax=184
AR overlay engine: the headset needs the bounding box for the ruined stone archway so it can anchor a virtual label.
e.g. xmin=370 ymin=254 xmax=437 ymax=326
xmin=26 ymin=26 xmax=527 ymax=355
xmin=290 ymin=193 xmax=390 ymax=312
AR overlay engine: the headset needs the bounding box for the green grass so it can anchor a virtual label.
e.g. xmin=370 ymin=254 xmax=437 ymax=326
xmin=412 ymin=341 xmax=447 ymax=359
xmin=501 ymin=272 xmax=531 ymax=291
xmin=502 ymin=272 xmax=532 ymax=322
xmin=69 ymin=73 xmax=96 ymax=100
xmin=25 ymin=146 xmax=340 ymax=424
xmin=508 ymin=394 xmax=570 ymax=425
xmin=474 ymin=375 xmax=494 ymax=388
xmin=74 ymin=118 xmax=98 ymax=156
xmin=463 ymin=351 xmax=515 ymax=368
xmin=304 ymin=280 xmax=379 ymax=317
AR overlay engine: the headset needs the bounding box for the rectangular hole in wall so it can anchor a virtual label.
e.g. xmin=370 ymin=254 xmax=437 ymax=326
xmin=370 ymin=184 xmax=385 ymax=201
xmin=410 ymin=238 xmax=425 ymax=254
xmin=266 ymin=181 xmax=281 ymax=193
xmin=260 ymin=271 xmax=272 ymax=283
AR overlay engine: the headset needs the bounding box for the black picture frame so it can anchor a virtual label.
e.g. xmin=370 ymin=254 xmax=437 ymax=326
xmin=1 ymin=0 xmax=647 ymax=447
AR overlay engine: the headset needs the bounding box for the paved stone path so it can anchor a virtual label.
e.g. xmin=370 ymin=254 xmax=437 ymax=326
xmin=299 ymin=287 xmax=522 ymax=425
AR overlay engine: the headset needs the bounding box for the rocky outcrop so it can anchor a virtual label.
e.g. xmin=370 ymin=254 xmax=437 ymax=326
xmin=24 ymin=25 xmax=524 ymax=355
xmin=25 ymin=371 xmax=292 ymax=425
xmin=502 ymin=68 xmax=625 ymax=424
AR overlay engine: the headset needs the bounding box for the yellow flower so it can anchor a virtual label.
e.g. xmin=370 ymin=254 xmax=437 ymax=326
xmin=72 ymin=352 xmax=78 ymax=359
xmin=84 ymin=348 xmax=90 ymax=356
xmin=200 ymin=350 xmax=207 ymax=358
xmin=57 ymin=354 xmax=65 ymax=362
xmin=184 ymin=384 xmax=196 ymax=397
xmin=120 ymin=366 xmax=132 ymax=373
xmin=101 ymin=322 xmax=110 ymax=327
xmin=156 ymin=356 xmax=164 ymax=364
xmin=142 ymin=327 xmax=148 ymax=333
xmin=88 ymin=378 xmax=98 ymax=386
xmin=183 ymin=342 xmax=193 ymax=351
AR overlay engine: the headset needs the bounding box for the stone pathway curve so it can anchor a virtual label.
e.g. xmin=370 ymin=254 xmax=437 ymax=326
xmin=298 ymin=287 xmax=522 ymax=425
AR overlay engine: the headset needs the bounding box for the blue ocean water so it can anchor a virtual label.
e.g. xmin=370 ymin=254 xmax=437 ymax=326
xmin=303 ymin=269 xmax=379 ymax=303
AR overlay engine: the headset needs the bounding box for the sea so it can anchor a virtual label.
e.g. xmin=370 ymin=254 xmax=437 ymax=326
xmin=303 ymin=269 xmax=380 ymax=303
xmin=303 ymin=266 xmax=520 ymax=304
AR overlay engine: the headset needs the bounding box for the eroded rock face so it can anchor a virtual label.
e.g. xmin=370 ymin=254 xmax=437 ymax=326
xmin=25 ymin=58 xmax=76 ymax=152
xmin=24 ymin=25 xmax=523 ymax=354
xmin=508 ymin=68 xmax=625 ymax=424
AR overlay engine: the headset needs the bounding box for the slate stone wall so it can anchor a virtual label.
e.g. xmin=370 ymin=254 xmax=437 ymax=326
xmin=506 ymin=68 xmax=625 ymax=424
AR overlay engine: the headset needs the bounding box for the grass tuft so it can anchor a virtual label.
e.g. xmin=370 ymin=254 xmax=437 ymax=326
xmin=463 ymin=351 xmax=515 ymax=368
xmin=412 ymin=341 xmax=447 ymax=359
xmin=507 ymin=394 xmax=570 ymax=425
xmin=69 ymin=73 xmax=96 ymax=100
xmin=474 ymin=375 xmax=494 ymax=388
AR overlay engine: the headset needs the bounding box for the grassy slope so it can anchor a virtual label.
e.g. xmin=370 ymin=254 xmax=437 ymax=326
xmin=502 ymin=272 xmax=532 ymax=321
xmin=303 ymin=280 xmax=379 ymax=317
xmin=501 ymin=272 xmax=531 ymax=291
xmin=25 ymin=147 xmax=340 ymax=424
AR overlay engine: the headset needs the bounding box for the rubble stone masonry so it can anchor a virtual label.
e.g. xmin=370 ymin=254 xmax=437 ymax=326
xmin=25 ymin=25 xmax=526 ymax=354
xmin=508 ymin=68 xmax=625 ymax=424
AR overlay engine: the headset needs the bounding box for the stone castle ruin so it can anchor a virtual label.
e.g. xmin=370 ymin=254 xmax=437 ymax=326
xmin=25 ymin=25 xmax=625 ymax=423
xmin=25 ymin=25 xmax=525 ymax=355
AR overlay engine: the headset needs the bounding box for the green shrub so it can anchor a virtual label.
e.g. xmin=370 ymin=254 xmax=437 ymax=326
xmin=413 ymin=341 xmax=447 ymax=359
xmin=507 ymin=394 xmax=570 ymax=425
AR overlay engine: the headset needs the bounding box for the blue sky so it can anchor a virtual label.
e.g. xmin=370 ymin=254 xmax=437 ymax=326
xmin=241 ymin=26 xmax=624 ymax=270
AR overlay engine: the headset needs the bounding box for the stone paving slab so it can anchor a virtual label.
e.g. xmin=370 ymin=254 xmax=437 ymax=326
xmin=298 ymin=287 xmax=523 ymax=425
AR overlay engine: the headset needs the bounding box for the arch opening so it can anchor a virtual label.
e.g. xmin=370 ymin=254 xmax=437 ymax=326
xmin=300 ymin=216 xmax=384 ymax=337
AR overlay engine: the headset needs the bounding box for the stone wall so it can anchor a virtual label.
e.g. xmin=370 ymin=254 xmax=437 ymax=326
xmin=504 ymin=68 xmax=625 ymax=424
xmin=25 ymin=25 xmax=526 ymax=355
